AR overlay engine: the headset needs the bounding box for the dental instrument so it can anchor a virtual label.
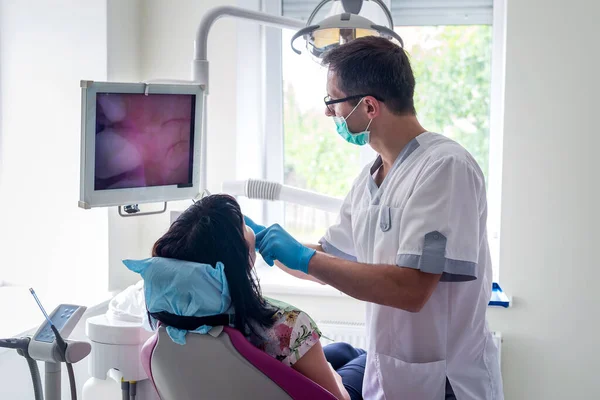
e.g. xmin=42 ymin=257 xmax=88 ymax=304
xmin=222 ymin=179 xmax=343 ymax=213
xmin=0 ymin=289 xmax=90 ymax=400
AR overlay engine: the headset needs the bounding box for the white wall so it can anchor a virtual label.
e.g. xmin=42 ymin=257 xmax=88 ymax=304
xmin=485 ymin=0 xmax=600 ymax=398
xmin=107 ymin=0 xmax=142 ymax=83
xmin=0 ymin=0 xmax=109 ymax=297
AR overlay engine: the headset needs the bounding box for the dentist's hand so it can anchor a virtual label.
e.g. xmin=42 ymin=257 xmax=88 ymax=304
xmin=255 ymin=224 xmax=316 ymax=274
xmin=244 ymin=215 xmax=266 ymax=235
xmin=244 ymin=216 xmax=266 ymax=250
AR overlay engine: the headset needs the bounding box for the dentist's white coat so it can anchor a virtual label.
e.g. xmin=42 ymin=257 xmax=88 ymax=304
xmin=321 ymin=132 xmax=503 ymax=400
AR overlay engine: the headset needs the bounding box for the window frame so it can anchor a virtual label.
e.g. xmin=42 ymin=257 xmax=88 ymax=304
xmin=256 ymin=0 xmax=506 ymax=290
xmin=262 ymin=0 xmax=286 ymax=227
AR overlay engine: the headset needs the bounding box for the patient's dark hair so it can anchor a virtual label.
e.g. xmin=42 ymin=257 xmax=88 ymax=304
xmin=149 ymin=194 xmax=275 ymax=334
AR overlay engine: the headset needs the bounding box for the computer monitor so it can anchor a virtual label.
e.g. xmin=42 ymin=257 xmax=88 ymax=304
xmin=79 ymin=81 xmax=204 ymax=209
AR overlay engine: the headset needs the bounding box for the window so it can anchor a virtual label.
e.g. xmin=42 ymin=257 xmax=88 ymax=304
xmin=281 ymin=29 xmax=366 ymax=244
xmin=262 ymin=0 xmax=504 ymax=283
xmin=398 ymin=25 xmax=493 ymax=179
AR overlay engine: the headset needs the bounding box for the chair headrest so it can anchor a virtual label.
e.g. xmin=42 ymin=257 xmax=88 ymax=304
xmin=123 ymin=257 xmax=233 ymax=344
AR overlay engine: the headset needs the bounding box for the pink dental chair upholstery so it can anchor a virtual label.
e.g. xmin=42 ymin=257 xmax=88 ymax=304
xmin=140 ymin=325 xmax=338 ymax=399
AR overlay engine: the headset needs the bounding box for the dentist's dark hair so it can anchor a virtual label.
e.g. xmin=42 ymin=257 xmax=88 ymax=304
xmin=322 ymin=36 xmax=416 ymax=115
xmin=149 ymin=194 xmax=275 ymax=335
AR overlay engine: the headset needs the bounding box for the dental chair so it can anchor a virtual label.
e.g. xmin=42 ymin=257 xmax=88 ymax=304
xmin=140 ymin=324 xmax=338 ymax=399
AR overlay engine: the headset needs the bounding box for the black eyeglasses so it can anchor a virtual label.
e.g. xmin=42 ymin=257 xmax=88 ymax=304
xmin=324 ymin=94 xmax=385 ymax=113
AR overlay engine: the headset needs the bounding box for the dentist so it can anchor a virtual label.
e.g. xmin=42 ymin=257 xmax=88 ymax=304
xmin=247 ymin=36 xmax=503 ymax=400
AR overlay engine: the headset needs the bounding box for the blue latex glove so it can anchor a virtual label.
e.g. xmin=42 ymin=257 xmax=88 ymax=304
xmin=244 ymin=216 xmax=266 ymax=251
xmin=255 ymin=224 xmax=316 ymax=274
xmin=244 ymin=215 xmax=266 ymax=235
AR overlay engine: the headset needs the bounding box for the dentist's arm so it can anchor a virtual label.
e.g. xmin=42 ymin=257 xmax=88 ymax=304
xmin=308 ymin=251 xmax=441 ymax=313
xmin=276 ymin=244 xmax=325 ymax=285
xmin=256 ymin=224 xmax=441 ymax=313
xmin=276 ymin=259 xmax=326 ymax=285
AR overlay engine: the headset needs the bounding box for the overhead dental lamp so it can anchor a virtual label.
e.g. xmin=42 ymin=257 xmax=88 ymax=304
xmin=290 ymin=0 xmax=404 ymax=58
xmin=192 ymin=0 xmax=402 ymax=88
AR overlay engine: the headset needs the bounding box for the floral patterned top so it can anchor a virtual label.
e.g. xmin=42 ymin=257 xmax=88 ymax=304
xmin=246 ymin=297 xmax=322 ymax=367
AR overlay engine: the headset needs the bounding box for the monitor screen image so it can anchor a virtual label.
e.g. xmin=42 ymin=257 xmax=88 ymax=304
xmin=94 ymin=93 xmax=196 ymax=191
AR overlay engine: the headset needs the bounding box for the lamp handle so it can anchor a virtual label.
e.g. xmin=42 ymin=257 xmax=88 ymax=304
xmin=371 ymin=24 xmax=404 ymax=47
xmin=290 ymin=25 xmax=320 ymax=54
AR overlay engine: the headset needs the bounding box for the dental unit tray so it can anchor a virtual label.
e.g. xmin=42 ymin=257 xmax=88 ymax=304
xmin=0 ymin=294 xmax=91 ymax=400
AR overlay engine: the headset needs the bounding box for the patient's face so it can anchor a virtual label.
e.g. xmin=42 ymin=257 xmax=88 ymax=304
xmin=243 ymin=222 xmax=256 ymax=266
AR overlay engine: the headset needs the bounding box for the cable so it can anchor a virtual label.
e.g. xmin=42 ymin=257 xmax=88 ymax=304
xmin=130 ymin=381 xmax=137 ymax=400
xmin=66 ymin=363 xmax=76 ymax=400
xmin=50 ymin=325 xmax=77 ymax=400
xmin=1 ymin=337 xmax=42 ymax=400
xmin=24 ymin=355 xmax=44 ymax=400
xmin=121 ymin=379 xmax=130 ymax=400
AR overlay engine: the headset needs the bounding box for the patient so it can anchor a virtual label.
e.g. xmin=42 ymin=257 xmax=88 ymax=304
xmin=146 ymin=194 xmax=366 ymax=400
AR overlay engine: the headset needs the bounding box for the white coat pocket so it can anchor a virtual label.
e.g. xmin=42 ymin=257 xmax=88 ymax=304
xmin=375 ymin=353 xmax=446 ymax=400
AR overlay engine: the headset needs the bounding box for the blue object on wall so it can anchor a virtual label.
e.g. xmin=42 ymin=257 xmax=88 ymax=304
xmin=488 ymin=282 xmax=510 ymax=307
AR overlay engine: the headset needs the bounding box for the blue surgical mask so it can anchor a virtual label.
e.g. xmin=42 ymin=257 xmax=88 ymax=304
xmin=333 ymin=98 xmax=373 ymax=146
